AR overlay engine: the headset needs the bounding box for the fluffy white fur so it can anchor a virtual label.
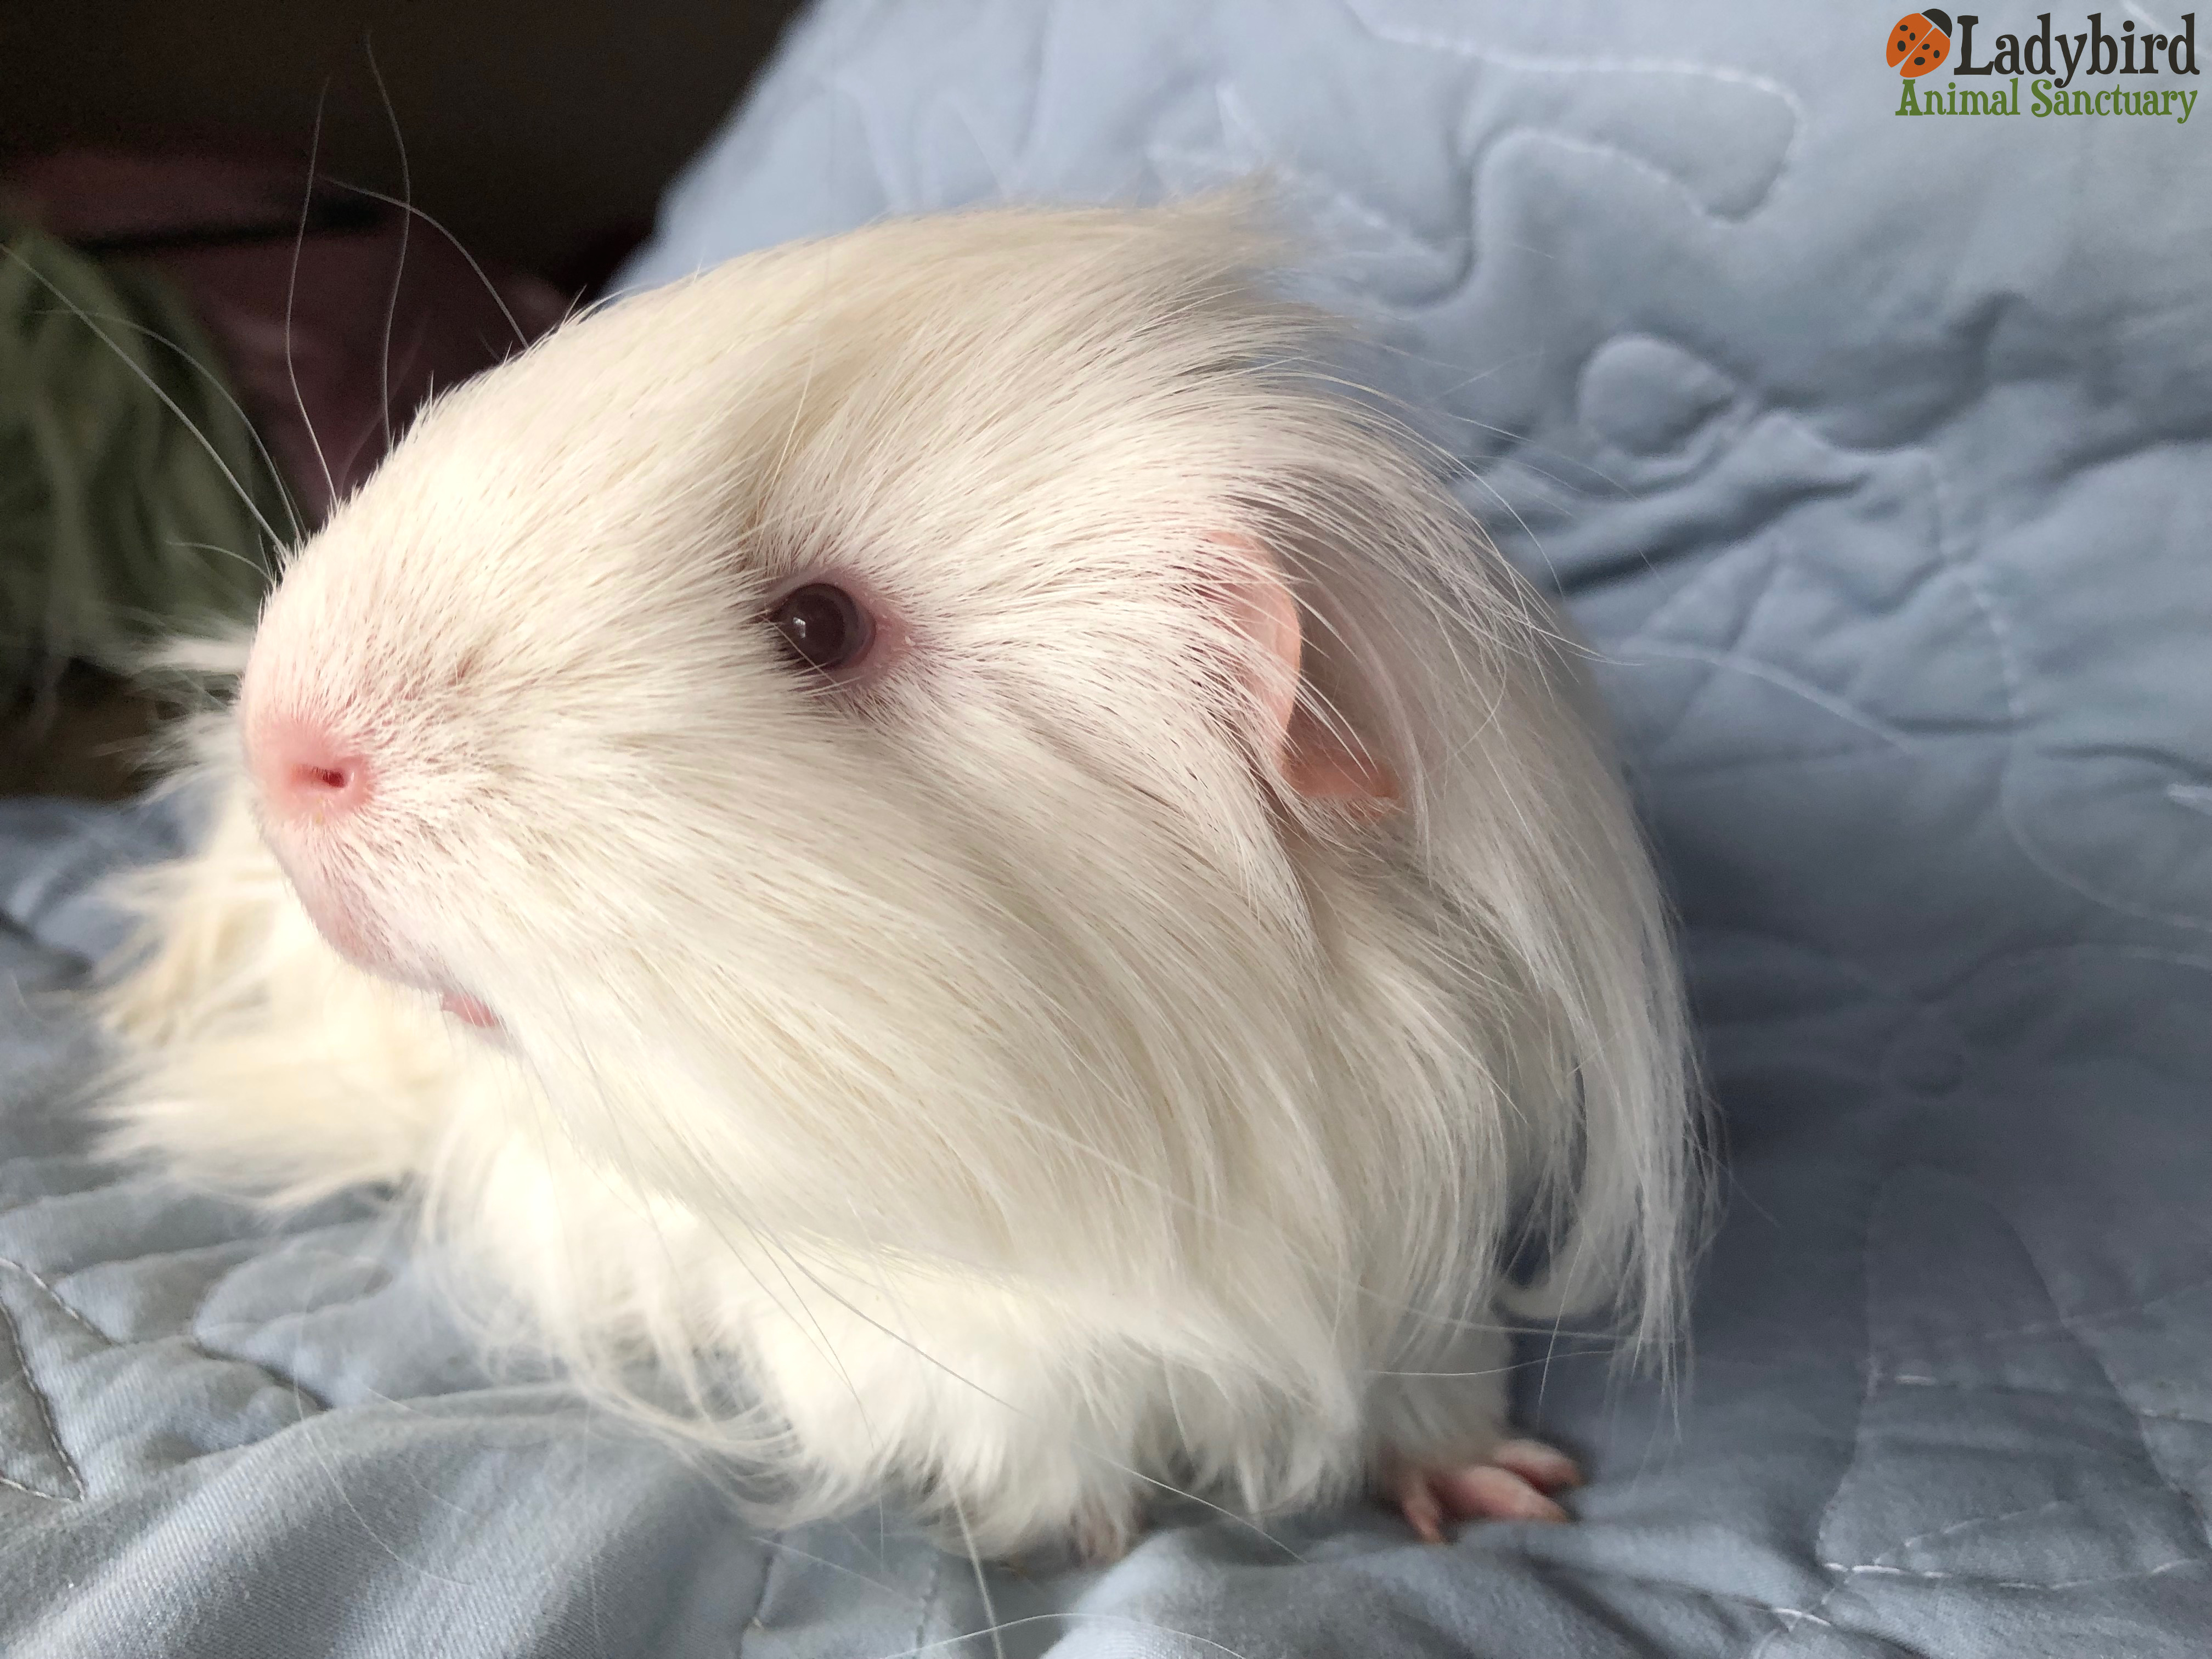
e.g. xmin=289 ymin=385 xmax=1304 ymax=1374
xmin=99 ymin=199 xmax=1698 ymax=1557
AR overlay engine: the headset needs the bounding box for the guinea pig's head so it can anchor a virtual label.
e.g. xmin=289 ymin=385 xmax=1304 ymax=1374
xmin=235 ymin=201 xmax=1473 ymax=1270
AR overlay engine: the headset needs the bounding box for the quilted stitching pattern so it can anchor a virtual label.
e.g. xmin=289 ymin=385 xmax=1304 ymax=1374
xmin=5 ymin=2 xmax=2207 ymax=1653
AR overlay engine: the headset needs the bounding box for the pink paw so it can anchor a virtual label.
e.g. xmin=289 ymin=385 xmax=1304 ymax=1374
xmin=1391 ymin=1439 xmax=1584 ymax=1543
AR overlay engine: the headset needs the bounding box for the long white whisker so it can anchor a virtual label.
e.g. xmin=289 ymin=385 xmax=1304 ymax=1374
xmin=363 ymin=36 xmax=413 ymax=456
xmin=947 ymin=1490 xmax=1007 ymax=1659
xmin=39 ymin=306 xmax=307 ymax=545
xmin=322 ymin=179 xmax=531 ymax=349
xmin=0 ymin=244 xmax=288 ymax=555
xmin=898 ymin=1613 xmax=1262 ymax=1659
xmin=287 ymin=85 xmax=340 ymax=507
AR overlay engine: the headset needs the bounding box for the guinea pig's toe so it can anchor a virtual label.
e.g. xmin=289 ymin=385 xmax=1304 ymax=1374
xmin=1391 ymin=1440 xmax=1582 ymax=1541
xmin=1067 ymin=1499 xmax=1146 ymax=1566
xmin=1392 ymin=1467 xmax=1451 ymax=1544
xmin=1486 ymin=1438 xmax=1584 ymax=1494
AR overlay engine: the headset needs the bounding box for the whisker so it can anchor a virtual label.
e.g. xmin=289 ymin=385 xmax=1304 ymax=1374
xmin=157 ymin=540 xmax=280 ymax=582
xmin=287 ymin=83 xmax=341 ymax=507
xmin=363 ymin=35 xmax=413 ymax=455
xmin=899 ymin=1612 xmax=1262 ymax=1659
xmin=751 ymin=1530 xmax=909 ymax=1601
xmin=946 ymin=1491 xmax=1008 ymax=1659
xmin=40 ymin=305 xmax=307 ymax=545
xmin=0 ymin=244 xmax=288 ymax=556
xmin=321 ymin=179 xmax=532 ymax=350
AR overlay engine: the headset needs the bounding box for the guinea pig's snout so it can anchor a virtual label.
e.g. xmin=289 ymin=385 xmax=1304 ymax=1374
xmin=248 ymin=710 xmax=375 ymax=826
xmin=239 ymin=693 xmax=455 ymax=1006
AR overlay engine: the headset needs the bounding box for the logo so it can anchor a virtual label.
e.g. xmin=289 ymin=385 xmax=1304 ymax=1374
xmin=1889 ymin=10 xmax=1955 ymax=75
xmin=1888 ymin=11 xmax=2200 ymax=122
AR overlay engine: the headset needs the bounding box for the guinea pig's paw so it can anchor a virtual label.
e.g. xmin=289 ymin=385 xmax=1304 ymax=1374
xmin=1066 ymin=1496 xmax=1147 ymax=1567
xmin=1389 ymin=1439 xmax=1583 ymax=1543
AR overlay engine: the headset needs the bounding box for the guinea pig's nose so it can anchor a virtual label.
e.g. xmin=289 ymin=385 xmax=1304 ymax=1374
xmin=249 ymin=712 xmax=374 ymax=825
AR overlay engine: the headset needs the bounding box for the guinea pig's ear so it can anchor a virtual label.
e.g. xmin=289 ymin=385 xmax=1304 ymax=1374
xmin=1220 ymin=534 xmax=1398 ymax=811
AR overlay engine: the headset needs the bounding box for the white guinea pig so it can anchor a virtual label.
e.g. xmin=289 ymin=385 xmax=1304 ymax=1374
xmin=99 ymin=196 xmax=1698 ymax=1559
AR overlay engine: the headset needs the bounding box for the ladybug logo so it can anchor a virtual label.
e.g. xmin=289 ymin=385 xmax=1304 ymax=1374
xmin=1887 ymin=9 xmax=1954 ymax=75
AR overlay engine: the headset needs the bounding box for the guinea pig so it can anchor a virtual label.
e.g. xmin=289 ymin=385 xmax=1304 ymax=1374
xmin=98 ymin=195 xmax=1699 ymax=1560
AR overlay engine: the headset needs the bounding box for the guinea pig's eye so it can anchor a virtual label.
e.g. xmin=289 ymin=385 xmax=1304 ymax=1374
xmin=768 ymin=582 xmax=871 ymax=674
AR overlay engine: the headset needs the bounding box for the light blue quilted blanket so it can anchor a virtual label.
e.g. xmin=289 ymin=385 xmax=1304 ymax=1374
xmin=5 ymin=3 xmax=2208 ymax=1654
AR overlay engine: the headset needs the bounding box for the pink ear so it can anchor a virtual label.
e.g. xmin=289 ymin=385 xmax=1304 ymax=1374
xmin=1220 ymin=537 xmax=1398 ymax=811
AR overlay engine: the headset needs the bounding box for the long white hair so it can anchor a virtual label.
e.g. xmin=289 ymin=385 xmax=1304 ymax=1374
xmin=99 ymin=196 xmax=1701 ymax=1554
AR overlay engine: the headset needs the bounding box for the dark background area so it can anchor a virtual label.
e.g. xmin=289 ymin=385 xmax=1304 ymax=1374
xmin=1 ymin=0 xmax=804 ymax=294
xmin=0 ymin=0 xmax=804 ymax=795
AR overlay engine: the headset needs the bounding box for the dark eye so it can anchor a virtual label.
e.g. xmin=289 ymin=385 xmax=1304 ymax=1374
xmin=768 ymin=583 xmax=871 ymax=673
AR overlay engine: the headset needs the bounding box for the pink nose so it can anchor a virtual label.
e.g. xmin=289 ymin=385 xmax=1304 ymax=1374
xmin=250 ymin=712 xmax=374 ymax=823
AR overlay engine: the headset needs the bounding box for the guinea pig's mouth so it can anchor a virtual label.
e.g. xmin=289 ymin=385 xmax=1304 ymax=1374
xmin=266 ymin=837 xmax=388 ymax=975
xmin=435 ymin=986 xmax=512 ymax=1051
xmin=439 ymin=990 xmax=501 ymax=1031
xmin=262 ymin=837 xmax=507 ymax=1040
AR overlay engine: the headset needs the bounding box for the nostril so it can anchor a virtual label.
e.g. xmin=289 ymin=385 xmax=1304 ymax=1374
xmin=251 ymin=713 xmax=374 ymax=823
